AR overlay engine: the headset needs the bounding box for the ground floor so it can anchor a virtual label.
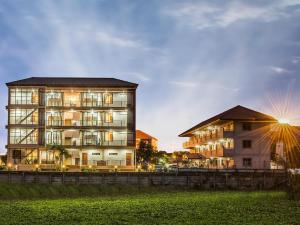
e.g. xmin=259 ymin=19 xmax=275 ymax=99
xmin=7 ymin=147 xmax=135 ymax=171
xmin=180 ymin=155 xmax=282 ymax=169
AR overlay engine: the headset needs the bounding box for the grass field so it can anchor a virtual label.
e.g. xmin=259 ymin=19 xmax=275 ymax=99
xmin=0 ymin=190 xmax=299 ymax=225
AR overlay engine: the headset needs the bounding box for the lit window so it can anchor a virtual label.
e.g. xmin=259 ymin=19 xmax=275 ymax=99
xmin=104 ymin=93 xmax=113 ymax=104
xmin=105 ymin=112 xmax=113 ymax=123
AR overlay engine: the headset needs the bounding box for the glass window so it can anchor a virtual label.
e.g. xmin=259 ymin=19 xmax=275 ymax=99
xmin=10 ymin=88 xmax=38 ymax=105
xmin=105 ymin=112 xmax=113 ymax=123
xmin=9 ymin=129 xmax=38 ymax=144
xmin=104 ymin=93 xmax=113 ymax=104
xmin=46 ymin=92 xmax=63 ymax=106
xmin=242 ymin=123 xmax=252 ymax=131
xmin=243 ymin=158 xmax=252 ymax=167
xmin=83 ymin=131 xmax=100 ymax=145
xmin=242 ymin=140 xmax=252 ymax=148
xmin=46 ymin=131 xmax=61 ymax=145
xmin=10 ymin=109 xmax=38 ymax=125
xmin=81 ymin=92 xmax=102 ymax=107
xmin=82 ymin=112 xmax=100 ymax=126
xmin=46 ymin=111 xmax=62 ymax=126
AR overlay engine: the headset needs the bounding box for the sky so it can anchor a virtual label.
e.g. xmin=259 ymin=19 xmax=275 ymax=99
xmin=0 ymin=0 xmax=300 ymax=153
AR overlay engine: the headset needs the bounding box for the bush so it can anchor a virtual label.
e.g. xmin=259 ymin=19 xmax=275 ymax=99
xmin=288 ymin=174 xmax=300 ymax=200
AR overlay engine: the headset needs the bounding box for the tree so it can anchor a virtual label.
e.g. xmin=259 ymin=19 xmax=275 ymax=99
xmin=136 ymin=140 xmax=155 ymax=169
xmin=0 ymin=155 xmax=7 ymax=166
xmin=48 ymin=145 xmax=71 ymax=168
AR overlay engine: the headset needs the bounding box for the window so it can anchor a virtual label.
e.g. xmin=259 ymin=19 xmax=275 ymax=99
xmin=46 ymin=92 xmax=63 ymax=106
xmin=10 ymin=109 xmax=38 ymax=125
xmin=243 ymin=158 xmax=252 ymax=167
xmin=243 ymin=123 xmax=252 ymax=131
xmin=46 ymin=131 xmax=61 ymax=145
xmin=10 ymin=88 xmax=38 ymax=105
xmin=105 ymin=112 xmax=113 ymax=123
xmin=92 ymin=153 xmax=100 ymax=156
xmin=106 ymin=131 xmax=113 ymax=141
xmin=109 ymin=153 xmax=118 ymax=156
xmin=82 ymin=111 xmax=100 ymax=126
xmin=104 ymin=93 xmax=113 ymax=104
xmin=46 ymin=111 xmax=62 ymax=126
xmin=10 ymin=129 xmax=38 ymax=145
xmin=243 ymin=140 xmax=252 ymax=148
xmin=81 ymin=92 xmax=102 ymax=107
xmin=83 ymin=131 xmax=100 ymax=145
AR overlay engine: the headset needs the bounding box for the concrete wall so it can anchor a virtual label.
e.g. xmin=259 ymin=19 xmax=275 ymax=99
xmin=233 ymin=122 xmax=272 ymax=169
xmin=0 ymin=170 xmax=287 ymax=190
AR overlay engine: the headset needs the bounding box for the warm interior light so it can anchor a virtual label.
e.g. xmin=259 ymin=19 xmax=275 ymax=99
xmin=278 ymin=118 xmax=290 ymax=124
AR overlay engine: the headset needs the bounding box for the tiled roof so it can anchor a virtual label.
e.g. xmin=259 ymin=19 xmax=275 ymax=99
xmin=6 ymin=77 xmax=138 ymax=88
xmin=136 ymin=130 xmax=157 ymax=141
xmin=179 ymin=105 xmax=277 ymax=137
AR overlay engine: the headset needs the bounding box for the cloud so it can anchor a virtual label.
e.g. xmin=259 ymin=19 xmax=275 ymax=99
xmin=164 ymin=1 xmax=299 ymax=29
xmin=95 ymin=32 xmax=141 ymax=48
xmin=270 ymin=66 xmax=291 ymax=74
xmin=169 ymin=81 xmax=197 ymax=88
xmin=292 ymin=56 xmax=300 ymax=64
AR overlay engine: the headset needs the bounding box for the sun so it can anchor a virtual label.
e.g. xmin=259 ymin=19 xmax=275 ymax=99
xmin=278 ymin=118 xmax=290 ymax=125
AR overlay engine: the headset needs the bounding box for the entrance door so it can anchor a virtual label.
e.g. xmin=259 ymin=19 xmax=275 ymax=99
xmin=82 ymin=153 xmax=88 ymax=166
xmin=126 ymin=153 xmax=132 ymax=166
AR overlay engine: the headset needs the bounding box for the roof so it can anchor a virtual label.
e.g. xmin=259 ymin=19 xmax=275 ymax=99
xmin=136 ymin=130 xmax=157 ymax=141
xmin=6 ymin=77 xmax=138 ymax=88
xmin=179 ymin=105 xmax=277 ymax=137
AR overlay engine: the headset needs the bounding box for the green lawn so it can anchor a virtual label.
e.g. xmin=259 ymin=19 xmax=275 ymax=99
xmin=0 ymin=191 xmax=299 ymax=225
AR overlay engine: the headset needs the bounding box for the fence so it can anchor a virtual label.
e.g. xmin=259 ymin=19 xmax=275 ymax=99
xmin=0 ymin=170 xmax=287 ymax=190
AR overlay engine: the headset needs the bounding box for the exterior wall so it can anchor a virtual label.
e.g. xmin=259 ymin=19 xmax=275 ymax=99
xmin=232 ymin=121 xmax=272 ymax=169
xmin=6 ymin=85 xmax=136 ymax=171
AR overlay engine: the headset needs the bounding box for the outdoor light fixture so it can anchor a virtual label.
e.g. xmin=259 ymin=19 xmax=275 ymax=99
xmin=278 ymin=118 xmax=290 ymax=125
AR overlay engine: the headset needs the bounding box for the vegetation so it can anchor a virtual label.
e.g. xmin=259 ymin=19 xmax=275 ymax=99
xmin=136 ymin=141 xmax=170 ymax=169
xmin=0 ymin=189 xmax=298 ymax=225
xmin=48 ymin=145 xmax=71 ymax=168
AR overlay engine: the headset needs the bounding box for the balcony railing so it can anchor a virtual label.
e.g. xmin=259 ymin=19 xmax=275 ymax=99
xmin=46 ymin=120 xmax=127 ymax=127
xmin=183 ymin=128 xmax=234 ymax=148
xmin=46 ymin=139 xmax=133 ymax=147
xmin=46 ymin=100 xmax=129 ymax=108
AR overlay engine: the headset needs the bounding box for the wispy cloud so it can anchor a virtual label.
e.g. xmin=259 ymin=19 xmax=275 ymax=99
xmin=164 ymin=1 xmax=299 ymax=30
xmin=270 ymin=66 xmax=291 ymax=74
xmin=169 ymin=81 xmax=197 ymax=88
xmin=95 ymin=32 xmax=140 ymax=48
xmin=292 ymin=56 xmax=300 ymax=64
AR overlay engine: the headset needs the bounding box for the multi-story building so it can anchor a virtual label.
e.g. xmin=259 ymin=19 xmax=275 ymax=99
xmin=136 ymin=130 xmax=158 ymax=151
xmin=6 ymin=77 xmax=137 ymax=171
xmin=179 ymin=105 xmax=280 ymax=169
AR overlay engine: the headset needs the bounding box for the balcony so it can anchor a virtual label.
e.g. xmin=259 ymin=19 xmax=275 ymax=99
xmin=46 ymin=100 xmax=129 ymax=108
xmin=183 ymin=128 xmax=234 ymax=149
xmin=47 ymin=140 xmax=133 ymax=147
xmin=46 ymin=119 xmax=128 ymax=127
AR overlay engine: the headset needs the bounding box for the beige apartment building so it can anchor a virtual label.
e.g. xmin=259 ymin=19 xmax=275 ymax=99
xmin=6 ymin=77 xmax=137 ymax=171
xmin=179 ymin=105 xmax=282 ymax=169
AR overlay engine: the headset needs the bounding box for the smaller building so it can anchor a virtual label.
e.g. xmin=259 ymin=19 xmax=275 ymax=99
xmin=136 ymin=130 xmax=158 ymax=150
xmin=179 ymin=105 xmax=281 ymax=169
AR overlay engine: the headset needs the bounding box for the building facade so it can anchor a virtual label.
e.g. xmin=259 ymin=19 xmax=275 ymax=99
xmin=136 ymin=130 xmax=158 ymax=151
xmin=179 ymin=105 xmax=280 ymax=169
xmin=6 ymin=77 xmax=137 ymax=171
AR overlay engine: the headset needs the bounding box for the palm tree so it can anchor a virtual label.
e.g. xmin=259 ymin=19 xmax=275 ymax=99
xmin=48 ymin=145 xmax=71 ymax=168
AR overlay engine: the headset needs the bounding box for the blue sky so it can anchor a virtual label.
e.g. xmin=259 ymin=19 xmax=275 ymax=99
xmin=0 ymin=0 xmax=300 ymax=152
